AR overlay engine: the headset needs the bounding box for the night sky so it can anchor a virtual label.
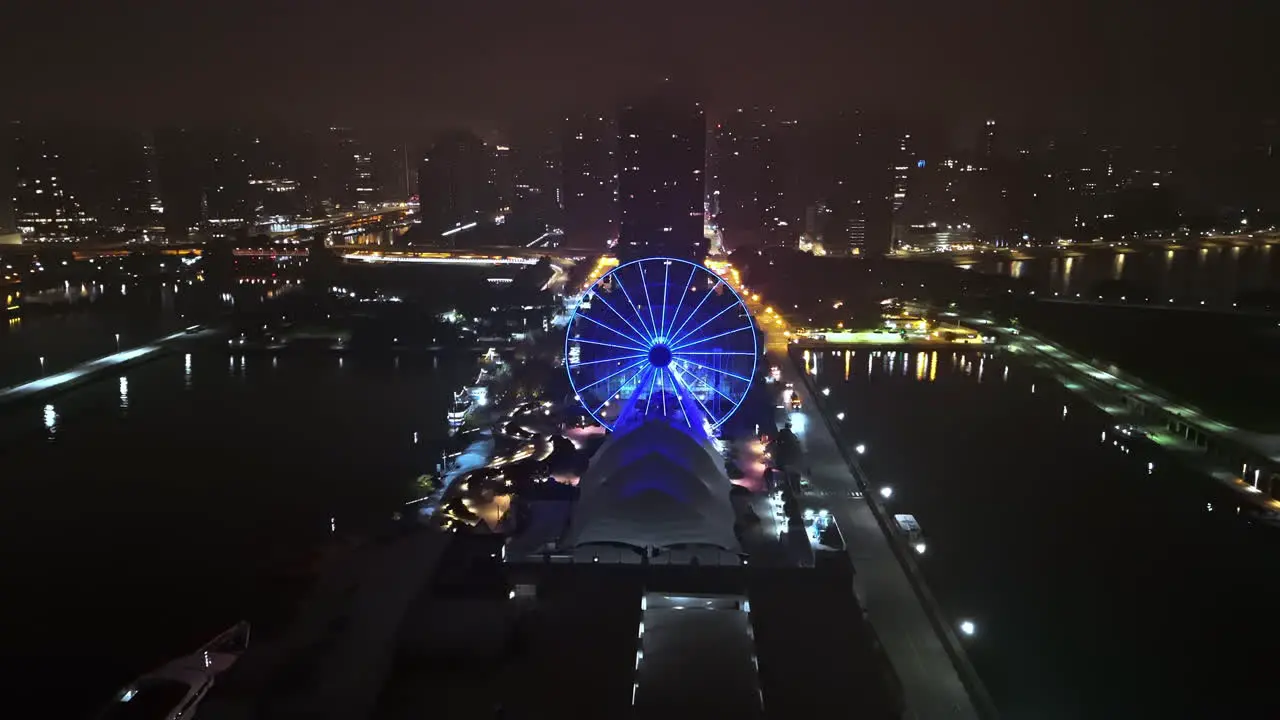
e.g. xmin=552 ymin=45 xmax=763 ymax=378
xmin=4 ymin=0 xmax=1276 ymax=140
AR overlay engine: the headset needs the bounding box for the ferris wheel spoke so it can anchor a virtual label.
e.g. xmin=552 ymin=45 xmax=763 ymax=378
xmin=574 ymin=311 xmax=649 ymax=349
xmin=671 ymin=323 xmax=754 ymax=352
xmin=674 ymin=359 xmax=739 ymax=406
xmin=577 ymin=356 xmax=649 ymax=394
xmin=591 ymin=363 xmax=649 ymax=416
xmin=611 ymin=271 xmax=656 ymax=342
xmin=669 ymin=365 xmax=719 ymax=425
xmin=666 ymin=279 xmax=722 ymax=346
xmin=658 ymin=261 xmax=671 ymax=340
xmin=590 ymin=290 xmax=655 ymax=350
xmin=672 ymin=356 xmax=753 ymax=384
xmin=639 ymin=263 xmax=660 ymax=343
xmin=568 ymin=353 xmax=646 ymax=368
xmin=669 ymin=299 xmax=743 ymax=349
xmin=569 ymin=336 xmax=649 ymax=353
xmin=662 ymin=264 xmax=697 ymax=339
xmin=665 ymin=367 xmax=693 ymax=427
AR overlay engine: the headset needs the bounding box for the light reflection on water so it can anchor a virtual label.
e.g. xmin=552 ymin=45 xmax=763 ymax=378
xmin=0 ymin=346 xmax=477 ymax=716
xmin=973 ymin=242 xmax=1280 ymax=303
xmin=815 ymin=347 xmax=1280 ymax=716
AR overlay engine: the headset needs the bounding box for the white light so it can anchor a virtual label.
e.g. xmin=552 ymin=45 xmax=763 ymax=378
xmin=855 ymin=443 xmax=866 ymax=455
xmin=914 ymin=542 xmax=927 ymax=554
xmin=821 ymin=387 xmax=830 ymax=396
xmin=879 ymin=486 xmax=893 ymax=499
xmin=836 ymin=411 xmax=845 ymax=420
xmin=959 ymin=620 xmax=976 ymax=636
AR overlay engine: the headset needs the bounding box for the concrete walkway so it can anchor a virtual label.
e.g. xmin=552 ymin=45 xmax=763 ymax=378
xmin=0 ymin=326 xmax=214 ymax=406
xmin=772 ymin=351 xmax=987 ymax=719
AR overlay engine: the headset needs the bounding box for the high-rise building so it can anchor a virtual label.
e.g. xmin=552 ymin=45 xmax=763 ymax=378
xmin=713 ymin=108 xmax=804 ymax=249
xmin=417 ymin=129 xmax=494 ymax=236
xmin=11 ymin=122 xmax=94 ymax=242
xmin=325 ymin=127 xmax=376 ymax=208
xmin=561 ymin=114 xmax=617 ymax=248
xmin=617 ymin=92 xmax=706 ymax=259
xmin=203 ymin=129 xmax=252 ymax=227
xmin=153 ymin=127 xmax=254 ymax=236
xmin=491 ymin=143 xmax=514 ymax=216
xmin=979 ymin=120 xmax=997 ymax=168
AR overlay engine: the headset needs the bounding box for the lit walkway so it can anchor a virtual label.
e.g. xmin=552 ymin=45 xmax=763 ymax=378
xmin=0 ymin=327 xmax=211 ymax=405
xmin=772 ymin=351 xmax=984 ymax=720
xmin=959 ymin=314 xmax=1280 ymax=510
xmin=961 ymin=314 xmax=1280 ymax=463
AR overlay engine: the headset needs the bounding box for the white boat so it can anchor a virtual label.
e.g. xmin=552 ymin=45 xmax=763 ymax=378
xmin=448 ymin=390 xmax=474 ymax=429
xmin=96 ymin=621 xmax=249 ymax=720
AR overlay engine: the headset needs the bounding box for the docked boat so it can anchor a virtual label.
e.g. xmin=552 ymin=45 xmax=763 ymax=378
xmin=96 ymin=621 xmax=250 ymax=720
xmin=447 ymin=390 xmax=474 ymax=431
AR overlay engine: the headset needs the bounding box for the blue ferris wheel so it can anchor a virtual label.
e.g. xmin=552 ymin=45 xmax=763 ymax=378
xmin=564 ymin=257 xmax=758 ymax=433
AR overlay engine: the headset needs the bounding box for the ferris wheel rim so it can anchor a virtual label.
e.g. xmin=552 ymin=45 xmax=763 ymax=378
xmin=563 ymin=256 xmax=758 ymax=431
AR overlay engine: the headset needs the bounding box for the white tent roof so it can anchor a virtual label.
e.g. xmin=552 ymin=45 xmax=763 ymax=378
xmin=562 ymin=419 xmax=741 ymax=552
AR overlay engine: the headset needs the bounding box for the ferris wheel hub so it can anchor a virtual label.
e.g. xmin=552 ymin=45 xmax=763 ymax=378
xmin=647 ymin=344 xmax=673 ymax=368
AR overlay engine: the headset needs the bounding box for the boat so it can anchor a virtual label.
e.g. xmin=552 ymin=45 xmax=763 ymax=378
xmin=448 ymin=390 xmax=474 ymax=431
xmin=95 ymin=621 xmax=250 ymax=720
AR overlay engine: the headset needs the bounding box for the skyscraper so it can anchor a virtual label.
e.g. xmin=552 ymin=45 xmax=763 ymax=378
xmin=12 ymin=122 xmax=94 ymax=241
xmin=417 ymin=129 xmax=494 ymax=236
xmin=561 ymin=114 xmax=617 ymax=248
xmin=491 ymin=143 xmax=514 ymax=216
xmin=325 ymin=127 xmax=376 ymax=208
xmin=712 ymin=108 xmax=802 ymax=249
xmin=617 ymin=91 xmax=706 ymax=259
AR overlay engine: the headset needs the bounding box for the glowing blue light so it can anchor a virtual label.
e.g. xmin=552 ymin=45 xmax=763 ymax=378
xmin=564 ymin=257 xmax=757 ymax=433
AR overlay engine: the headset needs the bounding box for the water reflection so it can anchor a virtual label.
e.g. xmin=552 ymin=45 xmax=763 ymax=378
xmin=119 ymin=376 xmax=129 ymax=409
xmin=816 ymin=345 xmax=1280 ymax=714
xmin=975 ymin=242 xmax=1280 ymax=302
xmin=184 ymin=353 xmax=192 ymax=389
xmin=1111 ymin=252 xmax=1125 ymax=280
xmin=43 ymin=403 xmax=57 ymax=434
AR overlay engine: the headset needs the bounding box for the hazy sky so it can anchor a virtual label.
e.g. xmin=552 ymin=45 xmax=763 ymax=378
xmin=4 ymin=0 xmax=1276 ymax=140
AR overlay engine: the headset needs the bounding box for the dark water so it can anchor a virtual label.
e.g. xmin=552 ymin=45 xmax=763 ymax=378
xmin=809 ymin=347 xmax=1280 ymax=719
xmin=0 ymin=282 xmax=199 ymax=388
xmin=0 ymin=346 xmax=474 ymax=717
xmin=965 ymin=242 xmax=1280 ymax=303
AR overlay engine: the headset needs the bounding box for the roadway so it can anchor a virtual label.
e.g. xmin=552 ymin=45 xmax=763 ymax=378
xmin=769 ymin=347 xmax=985 ymax=720
xmin=727 ymin=278 xmax=987 ymax=718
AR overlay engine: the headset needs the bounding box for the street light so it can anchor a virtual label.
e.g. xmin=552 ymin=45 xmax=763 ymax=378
xmin=821 ymin=387 xmax=830 ymax=396
xmin=959 ymin=619 xmax=977 ymax=637
xmin=114 ymin=333 xmax=121 ymax=351
xmin=855 ymin=443 xmax=866 ymax=455
xmin=836 ymin=412 xmax=845 ymax=421
xmin=914 ymin=542 xmax=927 ymax=555
xmin=879 ymin=486 xmax=893 ymax=499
